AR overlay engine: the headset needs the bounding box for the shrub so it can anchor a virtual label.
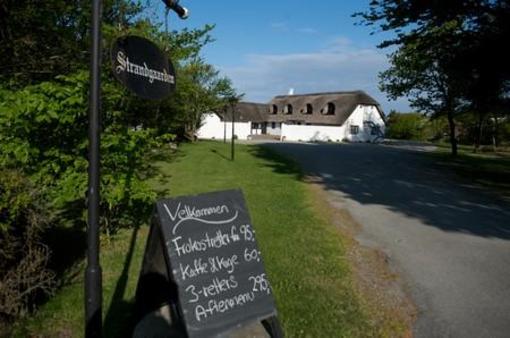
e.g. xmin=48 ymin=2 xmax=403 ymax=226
xmin=0 ymin=170 xmax=56 ymax=323
xmin=386 ymin=112 xmax=428 ymax=140
xmin=0 ymin=72 xmax=162 ymax=235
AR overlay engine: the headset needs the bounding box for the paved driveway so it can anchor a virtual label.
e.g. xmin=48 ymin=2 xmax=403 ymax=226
xmin=263 ymin=142 xmax=510 ymax=338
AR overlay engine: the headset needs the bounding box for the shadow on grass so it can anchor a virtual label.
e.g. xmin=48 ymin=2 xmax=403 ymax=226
xmin=146 ymin=146 xmax=189 ymax=197
xmin=210 ymin=148 xmax=231 ymax=161
xmin=43 ymin=221 xmax=87 ymax=283
xmin=424 ymin=151 xmax=510 ymax=201
xmin=247 ymin=145 xmax=303 ymax=181
xmin=103 ymin=225 xmax=140 ymax=338
xmin=251 ymin=142 xmax=510 ymax=240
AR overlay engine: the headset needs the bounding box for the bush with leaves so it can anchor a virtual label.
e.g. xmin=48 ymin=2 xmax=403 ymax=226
xmin=0 ymin=72 xmax=163 ymax=235
xmin=385 ymin=112 xmax=430 ymax=140
xmin=0 ymin=1 xmax=240 ymax=326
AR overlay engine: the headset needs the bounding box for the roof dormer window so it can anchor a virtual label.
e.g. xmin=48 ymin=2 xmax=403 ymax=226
xmin=322 ymin=102 xmax=335 ymax=115
xmin=284 ymin=104 xmax=293 ymax=114
xmin=306 ymin=103 xmax=313 ymax=114
xmin=271 ymin=104 xmax=278 ymax=114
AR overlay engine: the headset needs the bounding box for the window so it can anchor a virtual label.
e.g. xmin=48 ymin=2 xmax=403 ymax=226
xmin=325 ymin=102 xmax=335 ymax=115
xmin=350 ymin=125 xmax=359 ymax=135
xmin=271 ymin=122 xmax=276 ymax=129
xmin=252 ymin=122 xmax=259 ymax=129
xmin=284 ymin=104 xmax=293 ymax=114
xmin=271 ymin=104 xmax=278 ymax=114
xmin=305 ymin=103 xmax=313 ymax=114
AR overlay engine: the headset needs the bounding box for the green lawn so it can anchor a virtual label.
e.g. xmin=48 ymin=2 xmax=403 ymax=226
xmin=12 ymin=141 xmax=390 ymax=337
xmin=430 ymin=143 xmax=510 ymax=200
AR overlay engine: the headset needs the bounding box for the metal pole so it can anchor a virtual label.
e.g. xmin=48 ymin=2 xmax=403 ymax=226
xmin=224 ymin=109 xmax=227 ymax=144
xmin=85 ymin=0 xmax=103 ymax=336
xmin=231 ymin=104 xmax=235 ymax=161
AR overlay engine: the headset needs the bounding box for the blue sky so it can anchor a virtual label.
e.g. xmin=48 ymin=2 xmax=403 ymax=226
xmin=150 ymin=0 xmax=411 ymax=112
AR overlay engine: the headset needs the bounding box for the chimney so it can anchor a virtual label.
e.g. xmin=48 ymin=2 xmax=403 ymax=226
xmin=288 ymin=88 xmax=294 ymax=95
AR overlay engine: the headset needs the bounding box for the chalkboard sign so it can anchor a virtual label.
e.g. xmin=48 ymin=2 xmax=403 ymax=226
xmin=111 ymin=35 xmax=176 ymax=100
xmin=136 ymin=189 xmax=280 ymax=338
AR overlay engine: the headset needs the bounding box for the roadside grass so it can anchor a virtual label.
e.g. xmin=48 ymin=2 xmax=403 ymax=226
xmin=430 ymin=142 xmax=510 ymax=200
xmin=150 ymin=141 xmax=380 ymax=337
xmin=12 ymin=140 xmax=392 ymax=337
xmin=10 ymin=226 xmax=149 ymax=338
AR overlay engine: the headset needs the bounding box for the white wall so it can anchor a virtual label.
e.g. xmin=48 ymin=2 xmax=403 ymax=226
xmin=279 ymin=105 xmax=385 ymax=143
xmin=198 ymin=105 xmax=385 ymax=142
xmin=197 ymin=113 xmax=252 ymax=140
xmin=266 ymin=122 xmax=282 ymax=136
xmin=280 ymin=124 xmax=344 ymax=142
xmin=342 ymin=105 xmax=386 ymax=142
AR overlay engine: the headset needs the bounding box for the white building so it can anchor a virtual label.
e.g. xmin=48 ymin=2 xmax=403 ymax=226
xmin=197 ymin=91 xmax=386 ymax=143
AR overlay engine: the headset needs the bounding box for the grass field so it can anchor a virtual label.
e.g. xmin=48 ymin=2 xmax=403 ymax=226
xmin=430 ymin=143 xmax=510 ymax=200
xmin=11 ymin=141 xmax=400 ymax=337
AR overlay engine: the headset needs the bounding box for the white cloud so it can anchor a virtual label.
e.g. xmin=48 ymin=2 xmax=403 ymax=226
xmin=325 ymin=37 xmax=353 ymax=51
xmin=296 ymin=27 xmax=318 ymax=34
xmin=270 ymin=22 xmax=289 ymax=32
xmin=271 ymin=22 xmax=319 ymax=35
xmin=218 ymin=38 xmax=411 ymax=112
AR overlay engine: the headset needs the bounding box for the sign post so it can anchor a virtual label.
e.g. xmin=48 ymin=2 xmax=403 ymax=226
xmin=85 ymin=0 xmax=103 ymax=337
xmin=84 ymin=1 xmax=186 ymax=337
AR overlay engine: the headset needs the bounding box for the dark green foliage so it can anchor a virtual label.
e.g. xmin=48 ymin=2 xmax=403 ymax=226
xmin=386 ymin=113 xmax=429 ymax=140
xmin=0 ymin=1 xmax=238 ymax=231
xmin=0 ymin=72 xmax=160 ymax=234
xmin=0 ymin=170 xmax=56 ymax=323
xmin=0 ymin=0 xmax=239 ymax=325
xmin=386 ymin=112 xmax=448 ymax=141
xmin=0 ymin=0 xmax=143 ymax=86
xmin=499 ymin=119 xmax=510 ymax=146
xmin=355 ymin=0 xmax=510 ymax=155
xmin=167 ymin=58 xmax=242 ymax=139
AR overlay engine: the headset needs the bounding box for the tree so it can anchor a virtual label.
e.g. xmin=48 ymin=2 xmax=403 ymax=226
xmin=378 ymin=33 xmax=465 ymax=154
xmin=0 ymin=0 xmax=143 ymax=86
xmin=454 ymin=1 xmax=510 ymax=151
xmin=169 ymin=58 xmax=240 ymax=140
xmin=355 ymin=0 xmax=510 ymax=155
xmin=0 ymin=0 xmax=239 ymax=324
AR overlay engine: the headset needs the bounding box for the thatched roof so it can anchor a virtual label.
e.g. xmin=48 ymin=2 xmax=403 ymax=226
xmin=220 ymin=102 xmax=267 ymax=122
xmin=218 ymin=91 xmax=382 ymax=125
xmin=267 ymin=91 xmax=382 ymax=125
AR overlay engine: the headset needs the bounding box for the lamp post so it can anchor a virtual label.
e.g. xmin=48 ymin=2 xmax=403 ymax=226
xmin=85 ymin=0 xmax=102 ymax=336
xmin=231 ymin=103 xmax=235 ymax=161
xmin=84 ymin=1 xmax=188 ymax=337
xmin=224 ymin=107 xmax=227 ymax=144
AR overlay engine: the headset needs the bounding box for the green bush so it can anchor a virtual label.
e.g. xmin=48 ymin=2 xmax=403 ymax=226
xmin=386 ymin=112 xmax=427 ymax=140
xmin=386 ymin=112 xmax=448 ymax=141
xmin=499 ymin=120 xmax=510 ymax=145
xmin=0 ymin=72 xmax=163 ymax=234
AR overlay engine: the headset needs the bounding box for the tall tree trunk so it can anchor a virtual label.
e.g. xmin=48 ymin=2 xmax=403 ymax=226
xmin=491 ymin=114 xmax=499 ymax=152
xmin=447 ymin=110 xmax=458 ymax=156
xmin=473 ymin=113 xmax=484 ymax=153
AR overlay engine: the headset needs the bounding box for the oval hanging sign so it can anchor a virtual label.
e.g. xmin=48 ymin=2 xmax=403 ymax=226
xmin=111 ymin=35 xmax=176 ymax=100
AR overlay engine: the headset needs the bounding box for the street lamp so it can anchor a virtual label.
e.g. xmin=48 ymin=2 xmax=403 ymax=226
xmin=85 ymin=1 xmax=188 ymax=337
